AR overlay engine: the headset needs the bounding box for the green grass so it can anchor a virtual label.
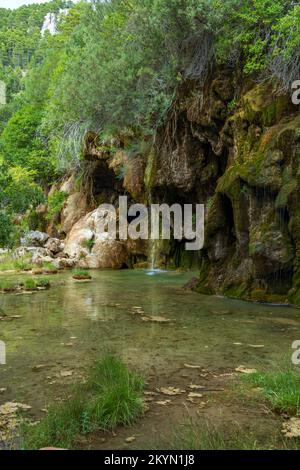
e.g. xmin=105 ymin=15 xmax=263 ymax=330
xmin=35 ymin=278 xmax=50 ymax=288
xmin=24 ymin=278 xmax=37 ymax=290
xmin=81 ymin=239 xmax=95 ymax=252
xmin=0 ymin=279 xmax=18 ymax=291
xmin=170 ymin=420 xmax=261 ymax=450
xmin=21 ymin=356 xmax=144 ymax=449
xmin=0 ymin=255 xmax=32 ymax=271
xmin=14 ymin=258 xmax=33 ymax=271
xmin=42 ymin=262 xmax=57 ymax=271
xmin=86 ymin=356 xmax=144 ymax=429
xmin=0 ymin=277 xmax=50 ymax=293
xmin=165 ymin=418 xmax=300 ymax=450
xmin=72 ymin=269 xmax=91 ymax=279
xmin=242 ymin=369 xmax=300 ymax=416
xmin=0 ymin=257 xmax=15 ymax=271
xmin=24 ymin=277 xmax=51 ymax=290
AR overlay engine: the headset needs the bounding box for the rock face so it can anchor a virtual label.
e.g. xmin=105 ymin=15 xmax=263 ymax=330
xmin=44 ymin=238 xmax=65 ymax=255
xmin=147 ymin=73 xmax=300 ymax=304
xmin=16 ymin=232 xmax=68 ymax=267
xmin=64 ymin=207 xmax=129 ymax=269
xmin=40 ymin=69 xmax=300 ymax=305
xmin=21 ymin=231 xmax=49 ymax=247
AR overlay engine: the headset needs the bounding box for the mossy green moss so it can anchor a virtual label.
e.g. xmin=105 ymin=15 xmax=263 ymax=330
xmin=222 ymin=282 xmax=250 ymax=300
xmin=195 ymin=258 xmax=214 ymax=295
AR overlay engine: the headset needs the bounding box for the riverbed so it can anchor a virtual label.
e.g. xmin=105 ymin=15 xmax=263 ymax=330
xmin=1 ymin=269 xmax=300 ymax=420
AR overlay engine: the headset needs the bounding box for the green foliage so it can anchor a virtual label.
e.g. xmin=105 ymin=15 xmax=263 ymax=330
xmin=242 ymin=369 xmax=300 ymax=416
xmin=86 ymin=356 xmax=144 ymax=430
xmin=81 ymin=238 xmax=95 ymax=252
xmin=46 ymin=190 xmax=67 ymax=221
xmin=0 ymin=210 xmax=15 ymax=248
xmin=72 ymin=269 xmax=92 ymax=279
xmin=36 ymin=277 xmax=51 ymax=288
xmin=0 ymin=0 xmax=298 ymax=248
xmin=14 ymin=257 xmax=32 ymax=271
xmin=0 ymin=276 xmax=50 ymax=292
xmin=22 ymin=356 xmax=144 ymax=449
xmin=24 ymin=278 xmax=37 ymax=290
xmin=0 ymin=1 xmax=71 ymax=102
xmin=0 ymin=279 xmax=19 ymax=292
xmin=0 ymin=105 xmax=55 ymax=182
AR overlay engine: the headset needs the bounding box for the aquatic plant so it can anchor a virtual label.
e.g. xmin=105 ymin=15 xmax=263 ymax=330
xmin=35 ymin=278 xmax=50 ymax=289
xmin=0 ymin=279 xmax=18 ymax=292
xmin=24 ymin=278 xmax=37 ymax=291
xmin=14 ymin=258 xmax=32 ymax=271
xmin=72 ymin=269 xmax=92 ymax=280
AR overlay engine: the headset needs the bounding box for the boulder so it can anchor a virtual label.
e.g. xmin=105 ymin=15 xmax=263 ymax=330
xmin=21 ymin=231 xmax=49 ymax=248
xmin=53 ymin=258 xmax=77 ymax=269
xmin=64 ymin=206 xmax=128 ymax=269
xmin=61 ymin=192 xmax=89 ymax=234
xmin=45 ymin=238 xmax=65 ymax=255
xmin=14 ymin=247 xmax=51 ymax=259
xmin=31 ymin=255 xmax=54 ymax=266
xmin=78 ymin=240 xmax=128 ymax=269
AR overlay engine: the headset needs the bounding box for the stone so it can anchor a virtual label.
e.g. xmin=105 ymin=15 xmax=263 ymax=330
xmin=61 ymin=192 xmax=89 ymax=234
xmin=64 ymin=206 xmax=129 ymax=269
xmin=31 ymin=253 xmax=53 ymax=266
xmin=53 ymin=258 xmax=77 ymax=269
xmin=20 ymin=231 xmax=49 ymax=247
xmin=78 ymin=240 xmax=128 ymax=269
xmin=45 ymin=238 xmax=65 ymax=254
xmin=14 ymin=247 xmax=51 ymax=260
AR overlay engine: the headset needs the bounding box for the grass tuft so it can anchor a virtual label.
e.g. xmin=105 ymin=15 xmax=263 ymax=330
xmin=165 ymin=418 xmax=300 ymax=450
xmin=72 ymin=269 xmax=92 ymax=279
xmin=86 ymin=356 xmax=144 ymax=429
xmin=170 ymin=420 xmax=260 ymax=450
xmin=242 ymin=369 xmax=300 ymax=416
xmin=21 ymin=356 xmax=144 ymax=449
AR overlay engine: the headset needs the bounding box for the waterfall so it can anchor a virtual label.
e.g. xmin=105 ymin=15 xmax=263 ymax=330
xmin=41 ymin=9 xmax=69 ymax=37
xmin=0 ymin=80 xmax=6 ymax=107
xmin=149 ymin=239 xmax=159 ymax=269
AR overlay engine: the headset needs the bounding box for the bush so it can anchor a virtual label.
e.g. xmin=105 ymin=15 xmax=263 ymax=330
xmin=46 ymin=190 xmax=67 ymax=221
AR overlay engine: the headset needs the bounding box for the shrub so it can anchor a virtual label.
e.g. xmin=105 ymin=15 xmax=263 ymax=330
xmin=46 ymin=190 xmax=68 ymax=221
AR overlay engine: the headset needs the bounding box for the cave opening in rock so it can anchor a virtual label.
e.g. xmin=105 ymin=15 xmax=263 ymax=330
xmin=265 ymin=267 xmax=293 ymax=294
xmin=220 ymin=193 xmax=236 ymax=245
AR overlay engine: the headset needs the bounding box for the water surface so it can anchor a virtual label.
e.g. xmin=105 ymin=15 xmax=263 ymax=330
xmin=1 ymin=270 xmax=300 ymax=413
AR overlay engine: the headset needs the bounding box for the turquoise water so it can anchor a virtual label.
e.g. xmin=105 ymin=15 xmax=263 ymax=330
xmin=0 ymin=269 xmax=300 ymax=415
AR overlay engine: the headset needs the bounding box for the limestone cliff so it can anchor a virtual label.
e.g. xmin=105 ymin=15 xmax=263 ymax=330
xmin=45 ymin=69 xmax=300 ymax=305
xmin=149 ymin=71 xmax=300 ymax=305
